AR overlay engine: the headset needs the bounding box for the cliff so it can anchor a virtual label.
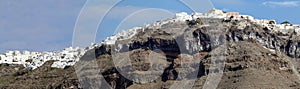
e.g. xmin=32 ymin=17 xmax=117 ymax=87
xmin=0 ymin=13 xmax=300 ymax=89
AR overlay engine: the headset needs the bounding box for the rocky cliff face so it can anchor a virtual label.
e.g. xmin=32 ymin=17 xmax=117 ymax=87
xmin=89 ymin=18 xmax=300 ymax=88
xmin=98 ymin=19 xmax=300 ymax=58
xmin=96 ymin=18 xmax=300 ymax=58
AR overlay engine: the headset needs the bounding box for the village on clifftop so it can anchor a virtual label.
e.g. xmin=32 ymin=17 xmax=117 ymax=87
xmin=0 ymin=8 xmax=299 ymax=70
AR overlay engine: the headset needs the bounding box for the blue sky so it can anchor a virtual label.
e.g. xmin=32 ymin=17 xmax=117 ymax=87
xmin=0 ymin=0 xmax=299 ymax=53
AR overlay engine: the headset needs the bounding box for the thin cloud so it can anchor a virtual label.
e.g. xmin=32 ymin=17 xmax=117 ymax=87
xmin=212 ymin=0 xmax=247 ymax=6
xmin=263 ymin=1 xmax=299 ymax=7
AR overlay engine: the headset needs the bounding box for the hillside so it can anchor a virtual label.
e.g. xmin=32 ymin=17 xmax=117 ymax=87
xmin=0 ymin=10 xmax=300 ymax=89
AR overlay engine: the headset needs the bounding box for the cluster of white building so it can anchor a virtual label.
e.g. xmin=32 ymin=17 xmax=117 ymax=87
xmin=0 ymin=46 xmax=92 ymax=70
xmin=101 ymin=27 xmax=141 ymax=45
xmin=174 ymin=8 xmax=253 ymax=21
xmin=174 ymin=8 xmax=300 ymax=33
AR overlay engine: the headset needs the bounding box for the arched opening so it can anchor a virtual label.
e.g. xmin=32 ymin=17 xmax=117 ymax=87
xmin=269 ymin=21 xmax=276 ymax=24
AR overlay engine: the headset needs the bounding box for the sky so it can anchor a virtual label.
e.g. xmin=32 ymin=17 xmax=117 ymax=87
xmin=0 ymin=0 xmax=299 ymax=53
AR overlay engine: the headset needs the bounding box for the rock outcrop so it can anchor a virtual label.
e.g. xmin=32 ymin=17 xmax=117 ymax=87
xmin=90 ymin=18 xmax=300 ymax=88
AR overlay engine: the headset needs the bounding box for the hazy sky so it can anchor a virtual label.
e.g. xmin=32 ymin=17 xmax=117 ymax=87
xmin=0 ymin=0 xmax=299 ymax=53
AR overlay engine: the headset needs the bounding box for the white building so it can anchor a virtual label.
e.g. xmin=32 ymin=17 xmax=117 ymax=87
xmin=208 ymin=8 xmax=224 ymax=15
xmin=175 ymin=12 xmax=192 ymax=21
xmin=4 ymin=52 xmax=13 ymax=63
xmin=295 ymin=28 xmax=300 ymax=33
xmin=240 ymin=15 xmax=255 ymax=21
xmin=192 ymin=8 xmax=226 ymax=19
xmin=0 ymin=55 xmax=6 ymax=63
xmin=277 ymin=24 xmax=294 ymax=30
